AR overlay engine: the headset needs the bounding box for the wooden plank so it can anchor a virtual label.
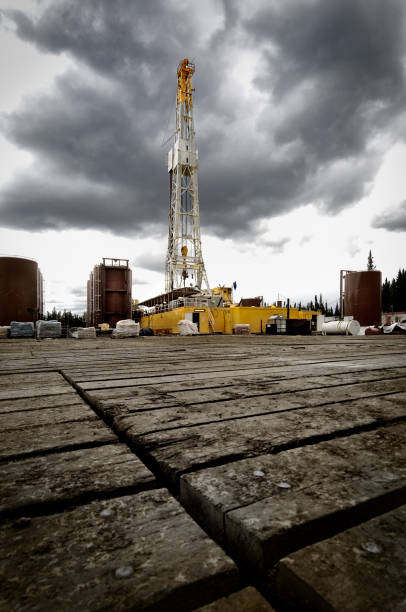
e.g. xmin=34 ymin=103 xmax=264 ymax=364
xmin=83 ymin=374 xmax=406 ymax=430
xmin=0 ymin=372 xmax=64 ymax=389
xmin=0 ymin=443 xmax=156 ymax=517
xmin=69 ymin=360 xmax=406 ymax=388
xmin=180 ymin=424 xmax=406 ymax=572
xmin=0 ymin=419 xmax=117 ymax=461
xmin=271 ymin=505 xmax=406 ymax=612
xmin=62 ymin=351 xmax=397 ymax=381
xmin=0 ymin=490 xmax=240 ymax=611
xmin=0 ymin=386 xmax=75 ymax=401
xmin=0 ymin=404 xmax=99 ymax=431
xmin=126 ymin=393 xmax=406 ymax=486
xmin=0 ymin=395 xmax=83 ymax=415
xmin=98 ymin=361 xmax=406 ymax=394
xmin=73 ymin=354 xmax=406 ymax=391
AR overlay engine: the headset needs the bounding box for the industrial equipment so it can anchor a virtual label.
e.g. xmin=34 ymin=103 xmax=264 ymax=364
xmin=0 ymin=256 xmax=44 ymax=325
xmin=165 ymin=59 xmax=210 ymax=294
xmin=340 ymin=270 xmax=382 ymax=326
xmin=87 ymin=258 xmax=132 ymax=328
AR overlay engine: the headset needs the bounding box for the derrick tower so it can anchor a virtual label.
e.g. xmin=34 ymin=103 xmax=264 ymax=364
xmin=165 ymin=59 xmax=210 ymax=293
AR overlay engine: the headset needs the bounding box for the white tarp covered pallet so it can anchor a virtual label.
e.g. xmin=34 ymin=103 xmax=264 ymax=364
xmin=178 ymin=320 xmax=199 ymax=335
xmin=70 ymin=327 xmax=96 ymax=339
xmin=112 ymin=320 xmax=140 ymax=338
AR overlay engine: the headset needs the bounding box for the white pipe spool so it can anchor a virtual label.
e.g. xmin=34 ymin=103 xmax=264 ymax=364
xmin=321 ymin=320 xmax=361 ymax=336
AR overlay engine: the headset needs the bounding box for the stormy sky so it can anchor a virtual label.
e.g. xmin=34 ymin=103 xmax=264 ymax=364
xmin=0 ymin=0 xmax=405 ymax=312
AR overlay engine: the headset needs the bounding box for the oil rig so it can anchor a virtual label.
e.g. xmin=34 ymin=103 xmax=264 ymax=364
xmin=166 ymin=59 xmax=210 ymax=294
xmin=137 ymin=59 xmax=319 ymax=334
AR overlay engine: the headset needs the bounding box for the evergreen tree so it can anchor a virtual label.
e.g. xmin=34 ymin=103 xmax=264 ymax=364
xmin=381 ymin=269 xmax=406 ymax=312
xmin=382 ymin=278 xmax=391 ymax=311
xmin=367 ymin=250 xmax=376 ymax=270
xmin=45 ymin=310 xmax=86 ymax=327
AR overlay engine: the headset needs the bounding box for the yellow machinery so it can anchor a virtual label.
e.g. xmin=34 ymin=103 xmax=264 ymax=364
xmin=140 ymin=304 xmax=319 ymax=335
xmin=211 ymin=285 xmax=233 ymax=306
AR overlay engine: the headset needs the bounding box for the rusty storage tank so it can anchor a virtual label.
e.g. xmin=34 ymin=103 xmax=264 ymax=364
xmin=344 ymin=270 xmax=382 ymax=326
xmin=0 ymin=256 xmax=44 ymax=325
xmin=87 ymin=258 xmax=132 ymax=328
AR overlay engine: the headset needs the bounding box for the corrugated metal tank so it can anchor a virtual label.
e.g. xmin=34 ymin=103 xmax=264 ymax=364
xmin=344 ymin=270 xmax=382 ymax=326
xmin=87 ymin=259 xmax=132 ymax=328
xmin=0 ymin=256 xmax=44 ymax=325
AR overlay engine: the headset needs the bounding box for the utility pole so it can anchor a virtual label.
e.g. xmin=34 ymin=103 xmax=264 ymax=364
xmin=165 ymin=59 xmax=210 ymax=294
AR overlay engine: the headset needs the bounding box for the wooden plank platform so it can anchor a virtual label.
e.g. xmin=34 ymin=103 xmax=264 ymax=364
xmin=0 ymin=335 xmax=405 ymax=610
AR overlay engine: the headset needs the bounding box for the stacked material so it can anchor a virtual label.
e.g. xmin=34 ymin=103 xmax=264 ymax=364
xmin=0 ymin=326 xmax=10 ymax=338
xmin=112 ymin=320 xmax=140 ymax=338
xmin=70 ymin=327 xmax=97 ymax=339
xmin=9 ymin=322 xmax=34 ymax=338
xmin=36 ymin=320 xmax=62 ymax=339
xmin=178 ymin=320 xmax=199 ymax=335
xmin=234 ymin=324 xmax=250 ymax=335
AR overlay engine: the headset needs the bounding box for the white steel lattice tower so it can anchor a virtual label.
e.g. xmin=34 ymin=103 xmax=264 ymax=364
xmin=165 ymin=59 xmax=210 ymax=293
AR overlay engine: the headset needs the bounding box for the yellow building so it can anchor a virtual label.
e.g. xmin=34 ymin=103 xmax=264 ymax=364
xmin=140 ymin=304 xmax=319 ymax=335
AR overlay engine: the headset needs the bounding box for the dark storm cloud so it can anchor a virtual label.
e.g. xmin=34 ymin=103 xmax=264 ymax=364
xmin=0 ymin=0 xmax=405 ymax=238
xmin=372 ymin=200 xmax=406 ymax=232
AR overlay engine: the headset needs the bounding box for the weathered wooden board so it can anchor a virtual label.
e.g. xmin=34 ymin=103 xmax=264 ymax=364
xmin=0 ymin=419 xmax=117 ymax=461
xmin=72 ymin=354 xmax=406 ymax=392
xmin=0 ymin=372 xmax=64 ymax=389
xmin=125 ymin=393 xmax=406 ymax=486
xmin=180 ymin=424 xmax=406 ymax=571
xmin=62 ymin=350 xmax=403 ymax=382
xmin=132 ymin=367 xmax=406 ymax=407
xmin=84 ymin=376 xmax=406 ymax=433
xmin=0 ymin=490 xmax=240 ymax=612
xmin=0 ymin=385 xmax=74 ymax=401
xmin=0 ymin=395 xmax=83 ymax=415
xmin=0 ymin=443 xmax=156 ymax=517
xmin=0 ymin=404 xmax=98 ymax=431
xmin=1 ymin=335 xmax=405 ymax=611
xmin=89 ymin=360 xmax=406 ymax=396
xmin=271 ymin=505 xmax=406 ymax=612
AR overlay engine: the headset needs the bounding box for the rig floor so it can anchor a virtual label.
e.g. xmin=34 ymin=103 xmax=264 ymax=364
xmin=1 ymin=335 xmax=405 ymax=611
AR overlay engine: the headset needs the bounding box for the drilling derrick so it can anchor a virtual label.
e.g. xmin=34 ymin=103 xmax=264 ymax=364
xmin=165 ymin=59 xmax=210 ymax=294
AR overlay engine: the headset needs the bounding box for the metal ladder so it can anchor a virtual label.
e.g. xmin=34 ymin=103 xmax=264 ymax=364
xmin=207 ymin=308 xmax=216 ymax=334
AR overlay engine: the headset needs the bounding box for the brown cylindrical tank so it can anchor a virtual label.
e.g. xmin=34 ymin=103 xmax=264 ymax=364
xmin=344 ymin=270 xmax=382 ymax=326
xmin=0 ymin=256 xmax=43 ymax=325
xmin=87 ymin=259 xmax=132 ymax=328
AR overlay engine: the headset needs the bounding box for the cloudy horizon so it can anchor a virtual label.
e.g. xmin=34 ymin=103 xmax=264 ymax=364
xmin=0 ymin=0 xmax=405 ymax=314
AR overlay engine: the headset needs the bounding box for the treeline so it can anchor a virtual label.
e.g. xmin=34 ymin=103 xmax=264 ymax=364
xmin=274 ymin=295 xmax=339 ymax=316
xmin=45 ymin=309 xmax=86 ymax=327
xmin=382 ymin=269 xmax=406 ymax=312
xmin=303 ymin=295 xmax=339 ymax=316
